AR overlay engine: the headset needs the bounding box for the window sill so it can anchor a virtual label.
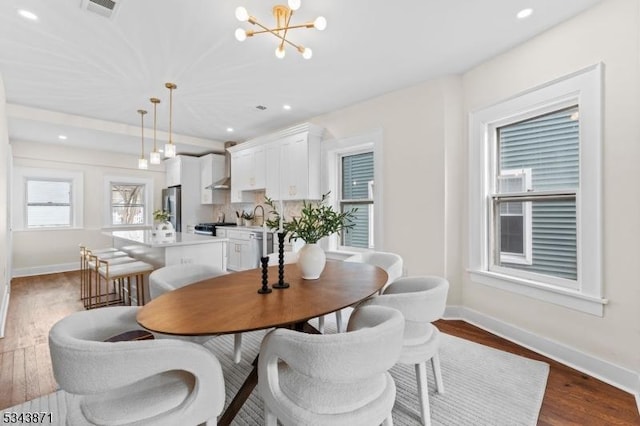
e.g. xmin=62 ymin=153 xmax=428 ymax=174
xmin=468 ymin=269 xmax=607 ymax=316
xmin=14 ymin=226 xmax=84 ymax=232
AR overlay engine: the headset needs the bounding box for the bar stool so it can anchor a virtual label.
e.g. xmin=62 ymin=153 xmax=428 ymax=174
xmin=79 ymin=246 xmax=128 ymax=308
xmin=95 ymin=259 xmax=154 ymax=307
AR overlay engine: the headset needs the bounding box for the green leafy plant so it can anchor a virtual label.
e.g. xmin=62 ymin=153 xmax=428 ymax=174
xmin=264 ymin=192 xmax=357 ymax=244
xmin=153 ymin=209 xmax=171 ymax=222
xmin=241 ymin=211 xmax=255 ymax=220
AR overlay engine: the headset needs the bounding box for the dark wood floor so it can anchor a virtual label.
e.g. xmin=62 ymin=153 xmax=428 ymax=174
xmin=0 ymin=271 xmax=638 ymax=425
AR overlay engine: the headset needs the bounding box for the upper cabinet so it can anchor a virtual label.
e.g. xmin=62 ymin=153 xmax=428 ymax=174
xmin=230 ymin=123 xmax=324 ymax=202
xmin=277 ymin=132 xmax=321 ymax=200
xmin=165 ymin=155 xmax=200 ymax=188
xmin=200 ymin=153 xmax=225 ymax=204
xmin=230 ymin=146 xmax=265 ymax=203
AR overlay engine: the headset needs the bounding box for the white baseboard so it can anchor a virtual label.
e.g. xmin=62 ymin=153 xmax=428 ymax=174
xmin=0 ymin=285 xmax=9 ymax=338
xmin=12 ymin=262 xmax=78 ymax=278
xmin=444 ymin=305 xmax=640 ymax=413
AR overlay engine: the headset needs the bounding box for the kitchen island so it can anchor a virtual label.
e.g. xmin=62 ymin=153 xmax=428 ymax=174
xmin=106 ymin=230 xmax=228 ymax=270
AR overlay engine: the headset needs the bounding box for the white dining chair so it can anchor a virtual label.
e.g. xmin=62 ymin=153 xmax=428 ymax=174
xmin=258 ymin=305 xmax=405 ymax=426
xmin=149 ymin=263 xmax=245 ymax=363
xmin=335 ymin=251 xmax=404 ymax=332
xmin=49 ymin=306 xmax=225 ymax=426
xmin=358 ymin=275 xmax=449 ymax=426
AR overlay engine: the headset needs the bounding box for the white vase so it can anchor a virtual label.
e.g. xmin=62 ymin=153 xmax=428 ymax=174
xmin=297 ymin=243 xmax=326 ymax=279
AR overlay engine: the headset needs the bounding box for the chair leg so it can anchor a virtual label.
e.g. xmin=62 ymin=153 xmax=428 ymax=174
xmin=431 ymin=352 xmax=444 ymax=394
xmin=264 ymin=406 xmax=277 ymax=426
xmin=318 ymin=316 xmax=325 ymax=333
xmin=335 ymin=310 xmax=343 ymax=333
xmin=415 ymin=362 xmax=431 ymax=426
xmin=234 ymin=334 xmax=242 ymax=364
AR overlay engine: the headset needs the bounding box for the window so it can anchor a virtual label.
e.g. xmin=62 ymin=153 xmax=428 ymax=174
xmin=103 ymin=176 xmax=153 ymax=227
xmin=340 ymin=151 xmax=374 ymax=249
xmin=469 ymin=64 xmax=604 ymax=316
xmin=497 ymin=168 xmax=533 ymax=265
xmin=26 ymin=179 xmax=73 ymax=228
xmin=12 ymin=168 xmax=83 ymax=230
xmin=111 ymin=184 xmax=145 ymax=225
xmin=322 ymin=129 xmax=383 ymax=253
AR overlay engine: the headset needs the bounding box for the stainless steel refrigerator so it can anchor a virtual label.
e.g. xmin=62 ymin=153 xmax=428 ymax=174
xmin=162 ymin=186 xmax=182 ymax=232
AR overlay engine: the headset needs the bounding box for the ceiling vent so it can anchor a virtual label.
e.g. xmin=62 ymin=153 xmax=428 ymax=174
xmin=80 ymin=0 xmax=120 ymax=19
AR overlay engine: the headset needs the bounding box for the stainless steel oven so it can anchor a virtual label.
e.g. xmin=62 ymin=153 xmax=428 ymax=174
xmin=194 ymin=222 xmax=237 ymax=236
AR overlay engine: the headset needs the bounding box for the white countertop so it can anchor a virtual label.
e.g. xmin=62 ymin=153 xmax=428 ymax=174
xmin=106 ymin=230 xmax=227 ymax=248
xmin=225 ymin=225 xmax=277 ymax=233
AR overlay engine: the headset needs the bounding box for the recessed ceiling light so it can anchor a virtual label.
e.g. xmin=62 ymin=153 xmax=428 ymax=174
xmin=283 ymin=104 xmax=292 ymax=111
xmin=18 ymin=9 xmax=38 ymax=21
xmin=516 ymin=8 xmax=533 ymax=19
xmin=227 ymin=127 xmax=234 ymax=132
xmin=58 ymin=135 xmax=67 ymax=140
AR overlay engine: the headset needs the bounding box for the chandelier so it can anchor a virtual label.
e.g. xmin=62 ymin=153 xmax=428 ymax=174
xmin=234 ymin=0 xmax=326 ymax=59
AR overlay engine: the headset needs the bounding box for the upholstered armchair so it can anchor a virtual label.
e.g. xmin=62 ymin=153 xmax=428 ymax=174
xmin=148 ymin=263 xmax=245 ymax=363
xmin=358 ymin=275 xmax=449 ymax=426
xmin=49 ymin=306 xmax=225 ymax=426
xmin=258 ymin=305 xmax=405 ymax=426
xmin=335 ymin=251 xmax=404 ymax=332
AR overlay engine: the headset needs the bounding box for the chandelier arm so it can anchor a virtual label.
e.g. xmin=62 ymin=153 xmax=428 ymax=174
xmin=249 ymin=23 xmax=313 ymax=34
xmin=250 ymin=20 xmax=303 ymax=50
xmin=278 ymin=8 xmax=294 ymax=52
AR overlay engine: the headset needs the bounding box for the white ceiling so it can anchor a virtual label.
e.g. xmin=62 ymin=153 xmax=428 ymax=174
xmin=0 ymin=0 xmax=602 ymax=157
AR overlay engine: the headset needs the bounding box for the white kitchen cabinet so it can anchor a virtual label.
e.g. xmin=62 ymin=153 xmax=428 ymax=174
xmin=230 ymin=145 xmax=266 ymax=203
xmin=200 ymin=153 xmax=225 ymax=204
xmin=164 ymin=155 xmax=208 ymax=232
xmin=226 ymin=229 xmax=254 ymax=271
xmin=165 ymin=157 xmax=181 ymax=187
xmin=277 ymin=128 xmax=322 ymax=200
xmin=230 ymin=122 xmax=324 ymax=201
xmin=265 ymin=142 xmax=280 ymax=199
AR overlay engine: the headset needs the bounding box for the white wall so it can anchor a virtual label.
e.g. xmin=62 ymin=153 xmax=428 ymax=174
xmin=11 ymin=140 xmax=167 ymax=275
xmin=0 ymin=75 xmax=11 ymax=335
xmin=311 ymin=76 xmax=464 ymax=304
xmin=461 ymin=0 xmax=639 ymax=373
xmin=309 ymin=0 xmax=639 ymax=390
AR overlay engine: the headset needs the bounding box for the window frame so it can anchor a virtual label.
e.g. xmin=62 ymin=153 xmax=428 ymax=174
xmin=495 ymin=168 xmax=533 ymax=266
xmin=103 ymin=176 xmax=153 ymax=229
xmin=12 ymin=167 xmax=83 ymax=231
xmin=468 ymin=64 xmax=605 ymax=316
xmin=322 ymin=129 xmax=383 ymax=254
xmin=338 ymin=150 xmax=375 ymax=249
xmin=25 ymin=178 xmax=73 ymax=229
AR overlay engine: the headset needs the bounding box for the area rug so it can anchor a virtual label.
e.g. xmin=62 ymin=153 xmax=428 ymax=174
xmin=1 ymin=322 xmax=549 ymax=426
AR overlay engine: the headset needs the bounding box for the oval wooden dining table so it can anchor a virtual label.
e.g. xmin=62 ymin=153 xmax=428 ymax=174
xmin=136 ymin=259 xmax=387 ymax=425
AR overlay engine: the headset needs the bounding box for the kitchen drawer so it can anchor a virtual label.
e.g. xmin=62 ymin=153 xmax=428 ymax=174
xmin=227 ymin=230 xmax=252 ymax=241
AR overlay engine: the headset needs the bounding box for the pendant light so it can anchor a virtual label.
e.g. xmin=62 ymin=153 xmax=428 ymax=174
xmin=137 ymin=109 xmax=148 ymax=170
xmin=149 ymin=97 xmax=161 ymax=164
xmin=164 ymin=82 xmax=177 ymax=158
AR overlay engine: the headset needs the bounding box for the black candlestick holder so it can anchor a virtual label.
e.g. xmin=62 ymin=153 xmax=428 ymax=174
xmin=272 ymin=232 xmax=290 ymax=289
xmin=257 ymin=256 xmax=272 ymax=294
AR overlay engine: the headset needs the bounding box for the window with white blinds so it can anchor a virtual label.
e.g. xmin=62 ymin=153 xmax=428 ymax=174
xmin=340 ymin=151 xmax=374 ymax=249
xmin=492 ymin=106 xmax=579 ymax=283
xmin=468 ymin=64 xmax=604 ymax=315
xmin=26 ymin=179 xmax=72 ymax=228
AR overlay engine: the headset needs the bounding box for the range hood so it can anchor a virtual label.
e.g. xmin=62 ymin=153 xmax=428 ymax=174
xmin=207 ymin=141 xmax=236 ymax=190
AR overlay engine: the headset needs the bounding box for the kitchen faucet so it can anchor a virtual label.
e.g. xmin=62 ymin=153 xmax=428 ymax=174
xmin=254 ymin=205 xmax=265 ymax=226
